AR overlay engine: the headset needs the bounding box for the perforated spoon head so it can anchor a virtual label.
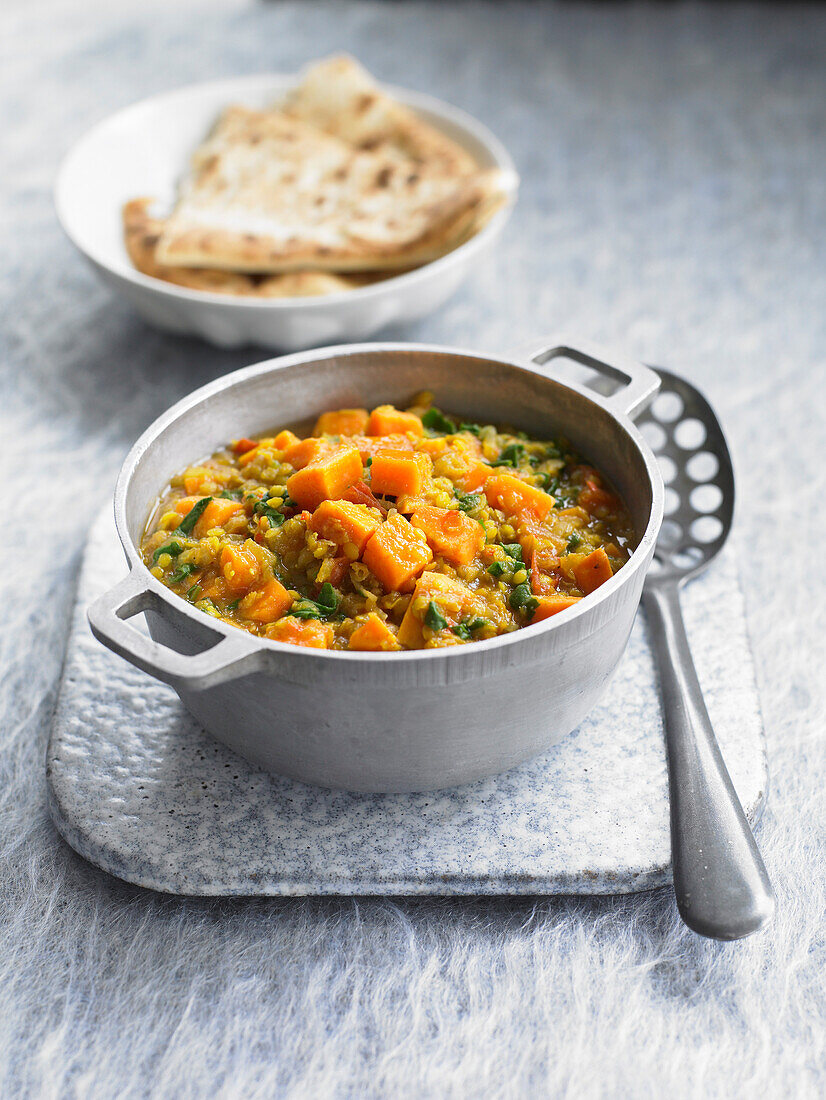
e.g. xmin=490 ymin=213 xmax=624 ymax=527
xmin=638 ymin=368 xmax=734 ymax=587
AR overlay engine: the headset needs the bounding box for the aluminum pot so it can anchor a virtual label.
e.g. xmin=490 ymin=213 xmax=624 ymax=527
xmin=89 ymin=339 xmax=664 ymax=792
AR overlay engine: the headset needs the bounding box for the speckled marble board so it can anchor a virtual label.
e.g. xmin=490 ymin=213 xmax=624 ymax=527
xmin=47 ymin=507 xmax=767 ymax=897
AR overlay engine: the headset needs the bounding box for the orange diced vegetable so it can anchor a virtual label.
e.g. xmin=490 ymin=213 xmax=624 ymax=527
xmin=348 ymin=613 xmax=400 ymax=651
xmin=455 ymin=462 xmax=491 ymax=492
xmin=283 ymin=436 xmax=331 ymax=470
xmin=220 ymin=543 xmax=261 ymax=594
xmin=183 ymin=468 xmax=210 ymax=494
xmin=485 ymin=474 xmax=553 ymax=521
xmin=238 ymin=446 xmax=262 ymax=467
xmin=241 ymin=578 xmax=293 ymax=623
xmin=395 ymin=495 xmax=428 ymax=515
xmin=341 ymin=480 xmax=388 ymax=514
xmin=416 ymin=437 xmax=449 ymax=458
xmin=530 ymin=595 xmax=582 ymax=622
xmin=410 ymin=505 xmax=484 ymax=566
xmin=366 ymin=405 xmax=424 ymax=437
xmin=309 ymin=499 xmax=381 ymax=556
xmin=397 ymin=571 xmax=473 ymax=648
xmin=198 ymin=577 xmax=229 ymax=603
xmin=174 ymin=496 xmax=199 ymax=515
xmin=572 ymin=547 xmax=614 ymax=594
xmin=352 ymin=434 xmax=413 ymax=462
xmin=579 ymin=483 xmax=619 ymax=516
xmin=313 ymin=408 xmax=369 ymax=436
xmin=370 ymin=450 xmax=432 ymax=498
xmin=232 ymin=437 xmax=259 ymax=454
xmin=193 ymin=498 xmax=244 ymax=537
xmin=273 ymin=429 xmax=301 ymax=452
xmin=362 ymin=512 xmax=432 ymax=591
xmin=265 ymin=616 xmax=333 ymax=648
xmin=287 ymin=443 xmax=364 ymax=510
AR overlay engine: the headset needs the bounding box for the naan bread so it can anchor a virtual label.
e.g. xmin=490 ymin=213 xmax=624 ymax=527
xmin=124 ymin=199 xmax=370 ymax=297
xmin=150 ymin=59 xmax=508 ymax=272
xmin=283 ymin=55 xmax=479 ymax=178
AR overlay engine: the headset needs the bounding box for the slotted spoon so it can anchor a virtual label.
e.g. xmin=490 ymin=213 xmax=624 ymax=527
xmin=638 ymin=368 xmax=774 ymax=939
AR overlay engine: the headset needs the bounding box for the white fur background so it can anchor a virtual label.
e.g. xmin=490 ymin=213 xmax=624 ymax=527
xmin=1 ymin=1 xmax=825 ymax=1096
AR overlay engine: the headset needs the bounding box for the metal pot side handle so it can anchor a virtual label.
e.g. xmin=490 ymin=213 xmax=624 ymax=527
xmin=516 ymin=336 xmax=661 ymax=420
xmin=88 ymin=571 xmax=263 ymax=691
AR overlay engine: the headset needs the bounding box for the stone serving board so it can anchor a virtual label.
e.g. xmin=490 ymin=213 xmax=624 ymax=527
xmin=47 ymin=507 xmax=767 ymax=896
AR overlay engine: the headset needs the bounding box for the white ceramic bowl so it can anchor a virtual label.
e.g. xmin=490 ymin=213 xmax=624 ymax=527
xmin=55 ymin=74 xmax=518 ymax=350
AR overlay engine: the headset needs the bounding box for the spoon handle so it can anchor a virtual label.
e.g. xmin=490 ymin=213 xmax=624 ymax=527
xmin=642 ymin=582 xmax=774 ymax=939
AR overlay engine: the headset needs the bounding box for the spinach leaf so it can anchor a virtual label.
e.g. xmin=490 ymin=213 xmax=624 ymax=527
xmin=153 ymin=539 xmax=184 ymax=562
xmin=422 ymin=408 xmax=457 ymax=434
xmin=488 ymin=560 xmax=506 ymax=577
xmin=496 ymin=443 xmax=525 ymax=468
xmin=226 ymin=597 xmax=241 ymax=611
xmin=253 ymin=499 xmax=286 ymax=528
xmin=452 ymin=616 xmax=489 ymax=640
xmin=176 ymin=496 xmax=212 ymax=535
xmin=170 ymin=562 xmax=197 ymax=584
xmin=424 ymin=600 xmax=449 ymax=632
xmin=459 ymin=422 xmax=482 ymax=436
xmin=186 ymin=583 xmax=202 ymax=601
xmin=455 ymin=490 xmax=481 ymax=513
xmin=219 ymin=489 xmax=244 ymax=500
xmin=501 ymin=543 xmax=524 ymax=564
xmin=509 ymin=583 xmax=539 ymax=614
xmin=291 ymin=582 xmax=340 ymax=620
xmin=566 ymin=534 xmax=582 ymax=552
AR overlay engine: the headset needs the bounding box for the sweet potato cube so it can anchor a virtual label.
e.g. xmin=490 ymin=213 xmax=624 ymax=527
xmin=220 ymin=542 xmax=261 ymax=594
xmin=397 ymin=571 xmax=473 ymax=648
xmin=361 ymin=512 xmax=432 ymax=592
xmin=313 ymin=408 xmax=369 ymax=437
xmin=309 ymin=499 xmax=381 ymax=556
xmin=192 ymin=498 xmax=244 ymax=537
xmin=232 ymin=437 xmax=259 ymax=455
xmin=410 ymin=505 xmax=484 ymax=566
xmin=241 ymin=578 xmax=293 ymax=623
xmin=572 ymin=547 xmax=614 ymax=594
xmin=530 ymin=594 xmax=582 ymax=623
xmin=348 ymin=613 xmax=400 ymax=652
xmin=265 ymin=616 xmax=334 ymax=648
xmin=370 ymin=450 xmax=432 ymax=498
xmin=455 ymin=462 xmax=491 ymax=493
xmin=283 ymin=436 xmax=331 ymax=470
xmin=286 ymin=443 xmax=364 ymax=511
xmin=366 ymin=405 xmax=424 ymax=437
xmin=273 ymin=429 xmax=301 ymax=452
xmin=485 ymin=473 xmax=553 ymax=521
xmin=352 ymin=434 xmax=413 ymax=462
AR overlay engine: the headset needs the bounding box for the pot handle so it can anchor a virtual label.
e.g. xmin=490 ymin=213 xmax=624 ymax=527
xmin=514 ymin=336 xmax=660 ymax=420
xmin=88 ymin=571 xmax=263 ymax=692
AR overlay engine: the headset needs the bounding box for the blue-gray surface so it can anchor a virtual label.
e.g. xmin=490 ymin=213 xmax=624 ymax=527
xmin=2 ymin=1 xmax=824 ymax=1096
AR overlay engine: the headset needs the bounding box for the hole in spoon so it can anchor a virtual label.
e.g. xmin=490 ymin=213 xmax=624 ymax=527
xmin=691 ymin=515 xmax=724 ymax=543
xmin=664 ymin=487 xmax=681 ymax=516
xmin=690 ymin=484 xmax=723 ymax=513
xmin=657 ymin=455 xmax=677 ymax=484
xmin=640 ymin=421 xmax=667 ymax=451
xmin=674 ymin=418 xmax=706 ymax=449
xmin=659 ymin=519 xmax=683 ymax=549
xmin=672 ymin=546 xmax=705 ymax=570
xmin=652 ymin=392 xmax=684 ymax=423
xmin=686 ymin=451 xmax=719 ymax=482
